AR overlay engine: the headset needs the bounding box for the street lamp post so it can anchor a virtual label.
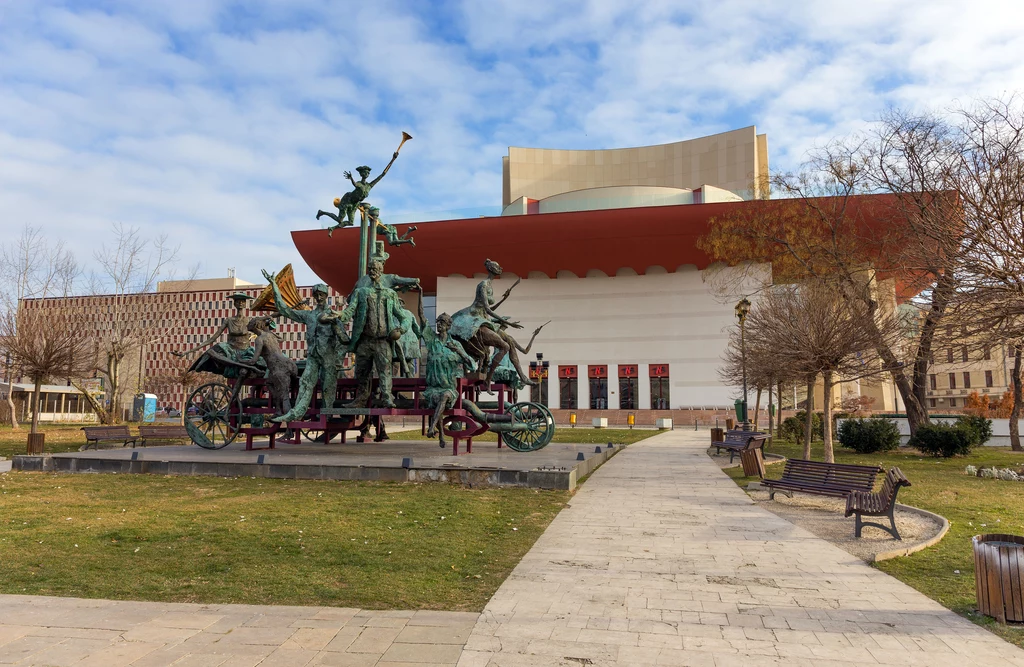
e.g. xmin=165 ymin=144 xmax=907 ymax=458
xmin=735 ymin=297 xmax=751 ymax=430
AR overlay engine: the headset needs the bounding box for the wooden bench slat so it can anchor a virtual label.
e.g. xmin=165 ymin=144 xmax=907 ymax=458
xmin=81 ymin=426 xmax=138 ymax=451
xmin=844 ymin=467 xmax=911 ymax=540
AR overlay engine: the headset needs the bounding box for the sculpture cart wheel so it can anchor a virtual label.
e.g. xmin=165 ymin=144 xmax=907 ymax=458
xmin=502 ymin=402 xmax=555 ymax=452
xmin=186 ymin=382 xmax=243 ymax=449
xmin=301 ymin=429 xmax=335 ymax=443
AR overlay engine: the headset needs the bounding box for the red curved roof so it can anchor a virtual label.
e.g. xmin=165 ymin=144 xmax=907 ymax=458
xmin=292 ymin=195 xmax=910 ymax=295
xmin=292 ymin=201 xmax=738 ymax=294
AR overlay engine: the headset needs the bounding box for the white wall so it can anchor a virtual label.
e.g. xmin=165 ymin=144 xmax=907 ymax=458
xmin=436 ymin=265 xmax=767 ymax=408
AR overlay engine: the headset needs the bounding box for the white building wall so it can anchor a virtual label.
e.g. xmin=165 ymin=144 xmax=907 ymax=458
xmin=435 ymin=265 xmax=768 ymax=409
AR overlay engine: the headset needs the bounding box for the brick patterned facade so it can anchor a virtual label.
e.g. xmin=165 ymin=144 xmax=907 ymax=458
xmin=23 ymin=283 xmax=345 ymax=412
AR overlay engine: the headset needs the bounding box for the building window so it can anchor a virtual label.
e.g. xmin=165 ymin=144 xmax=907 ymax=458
xmin=929 ymin=398 xmax=936 ymax=408
xmin=947 ymin=348 xmax=954 ymax=363
xmin=950 ymin=397 xmax=957 ymax=407
xmin=929 ymin=374 xmax=936 ymax=390
xmin=948 ymin=373 xmax=956 ymax=389
xmin=650 ymin=364 xmax=670 ymax=410
xmin=984 ymin=346 xmax=992 ymax=361
xmin=962 ymin=347 xmax=969 ymax=363
xmin=618 ymin=365 xmax=638 ymax=410
xmin=558 ymin=366 xmax=578 ymax=410
xmin=963 ymin=372 xmax=971 ymax=389
xmin=530 ymin=377 xmax=549 ymax=406
xmin=986 ymin=370 xmax=994 ymax=387
xmin=588 ymin=365 xmax=608 ymax=409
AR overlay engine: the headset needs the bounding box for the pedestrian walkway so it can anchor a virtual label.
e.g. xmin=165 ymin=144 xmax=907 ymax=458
xmin=457 ymin=429 xmax=1024 ymax=666
xmin=0 ymin=597 xmax=475 ymax=666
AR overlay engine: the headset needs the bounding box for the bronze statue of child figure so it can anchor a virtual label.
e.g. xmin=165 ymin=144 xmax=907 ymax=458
xmin=366 ymin=206 xmax=416 ymax=247
xmin=317 ymin=155 xmax=400 ymax=237
xmin=248 ymin=315 xmax=298 ymax=418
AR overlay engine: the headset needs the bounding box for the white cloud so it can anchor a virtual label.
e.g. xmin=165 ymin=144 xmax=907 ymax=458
xmin=1 ymin=0 xmax=1024 ymax=287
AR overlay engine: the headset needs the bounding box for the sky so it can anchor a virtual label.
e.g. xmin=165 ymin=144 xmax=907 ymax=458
xmin=3 ymin=0 xmax=1024 ymax=287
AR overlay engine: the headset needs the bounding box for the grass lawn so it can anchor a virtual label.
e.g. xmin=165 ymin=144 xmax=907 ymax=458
xmin=727 ymin=437 xmax=1024 ymax=648
xmin=0 ymin=472 xmax=570 ymax=611
xmin=0 ymin=424 xmax=98 ymax=459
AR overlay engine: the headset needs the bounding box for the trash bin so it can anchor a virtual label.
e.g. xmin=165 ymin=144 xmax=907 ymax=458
xmin=725 ymin=418 xmax=736 ymax=431
xmin=710 ymin=427 xmax=725 ymax=443
xmin=974 ymin=534 xmax=1024 ymax=623
xmin=740 ymin=448 xmax=765 ymax=478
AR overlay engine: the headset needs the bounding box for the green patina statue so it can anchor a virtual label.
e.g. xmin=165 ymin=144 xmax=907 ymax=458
xmin=423 ymin=313 xmax=531 ymax=449
xmin=450 ymin=259 xmax=547 ymax=387
xmin=172 ymin=292 xmax=264 ymax=378
xmin=261 ymin=274 xmax=345 ymax=422
xmin=367 ymin=206 xmax=416 ymax=247
xmin=323 ymin=257 xmax=412 ymax=408
xmin=317 ymin=133 xmax=411 ymax=237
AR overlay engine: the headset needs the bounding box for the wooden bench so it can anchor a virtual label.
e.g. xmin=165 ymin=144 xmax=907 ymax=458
xmin=845 ymin=467 xmax=912 ymax=540
xmin=713 ymin=430 xmax=768 ymax=463
xmin=762 ymin=459 xmax=882 ymax=500
xmin=138 ymin=424 xmax=190 ymax=447
xmin=81 ymin=426 xmax=137 ymax=450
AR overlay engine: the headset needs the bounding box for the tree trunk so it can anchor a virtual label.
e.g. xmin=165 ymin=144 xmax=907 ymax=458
xmin=4 ymin=359 xmax=18 ymax=430
xmin=822 ymin=370 xmax=835 ymax=463
xmin=71 ymin=379 xmax=109 ymax=423
xmin=30 ymin=377 xmax=42 ymax=434
xmin=767 ymin=381 xmax=773 ymax=437
xmin=1010 ymin=345 xmax=1022 ymax=451
xmin=803 ymin=374 xmax=815 ymax=459
xmin=753 ymin=387 xmax=762 ymax=430
xmin=777 ymin=380 xmax=784 ymax=436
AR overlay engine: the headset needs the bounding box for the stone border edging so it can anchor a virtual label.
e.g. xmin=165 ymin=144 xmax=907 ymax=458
xmin=871 ymin=503 xmax=950 ymax=562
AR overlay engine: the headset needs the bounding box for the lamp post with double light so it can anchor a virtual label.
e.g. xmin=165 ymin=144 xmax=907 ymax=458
xmin=735 ymin=297 xmax=751 ymax=429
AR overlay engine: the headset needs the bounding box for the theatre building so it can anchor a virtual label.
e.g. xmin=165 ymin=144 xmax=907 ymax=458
xmin=295 ymin=127 xmax=802 ymax=423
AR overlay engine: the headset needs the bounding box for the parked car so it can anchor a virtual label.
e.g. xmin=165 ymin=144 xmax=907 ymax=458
xmin=166 ymin=407 xmax=181 ymax=418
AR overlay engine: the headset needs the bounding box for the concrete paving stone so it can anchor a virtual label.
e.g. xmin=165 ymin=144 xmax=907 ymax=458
xmin=121 ymin=646 xmax=191 ymax=667
xmin=257 ymin=647 xmax=318 ymax=666
xmin=162 ymin=654 xmax=229 ymax=667
xmin=119 ymin=624 xmax=200 ymax=644
xmin=347 ymin=626 xmax=402 ymax=653
xmin=394 ymin=624 xmax=475 ymax=644
xmin=214 ymin=626 xmax=297 ymax=646
xmin=311 ymin=651 xmax=382 ymax=666
xmin=380 ymin=642 xmax=463 ymax=663
xmin=322 ymin=627 xmax=363 ymax=653
xmin=148 ymin=612 xmax=225 ymax=630
xmin=0 ymin=636 xmax=62 ymax=664
xmin=279 ymin=627 xmax=342 ymax=651
xmin=73 ymin=641 xmax=163 ymax=667
xmin=10 ymin=637 xmax=109 ymax=666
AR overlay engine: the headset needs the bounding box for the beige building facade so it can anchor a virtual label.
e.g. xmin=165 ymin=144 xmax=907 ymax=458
xmin=502 ymin=126 xmax=769 ymax=208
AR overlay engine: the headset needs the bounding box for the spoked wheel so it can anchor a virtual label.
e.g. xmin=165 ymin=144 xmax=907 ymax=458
xmin=185 ymin=382 xmax=242 ymax=449
xmin=502 ymin=402 xmax=555 ymax=452
xmin=301 ymin=429 xmax=335 ymax=444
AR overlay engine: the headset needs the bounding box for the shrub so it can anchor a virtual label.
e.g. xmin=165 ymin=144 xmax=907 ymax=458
xmin=781 ymin=411 xmax=822 ymax=442
xmin=838 ymin=417 xmax=901 ymax=454
xmin=955 ymin=414 xmax=993 ymax=447
xmin=909 ymin=423 xmax=976 ymax=457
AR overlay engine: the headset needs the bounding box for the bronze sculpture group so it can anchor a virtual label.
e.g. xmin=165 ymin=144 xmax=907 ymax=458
xmin=175 ymin=133 xmax=552 ymax=451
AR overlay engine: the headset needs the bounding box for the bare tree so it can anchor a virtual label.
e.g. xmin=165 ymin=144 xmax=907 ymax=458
xmin=0 ymin=225 xmax=79 ymax=429
xmin=0 ymin=300 xmax=92 ymax=434
xmin=740 ymin=280 xmax=896 ymax=462
xmin=941 ymin=97 xmax=1024 ymax=449
xmin=74 ymin=224 xmax=191 ymax=423
xmin=700 ymin=107 xmax=974 ymax=435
